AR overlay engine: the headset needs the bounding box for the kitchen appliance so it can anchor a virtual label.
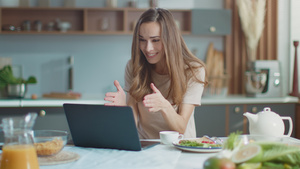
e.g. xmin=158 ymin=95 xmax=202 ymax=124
xmin=245 ymin=60 xmax=282 ymax=97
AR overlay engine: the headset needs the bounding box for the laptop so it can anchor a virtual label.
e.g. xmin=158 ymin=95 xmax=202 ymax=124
xmin=63 ymin=103 xmax=159 ymax=151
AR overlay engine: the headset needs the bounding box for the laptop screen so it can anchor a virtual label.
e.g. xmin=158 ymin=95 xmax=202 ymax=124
xmin=63 ymin=104 xmax=158 ymax=151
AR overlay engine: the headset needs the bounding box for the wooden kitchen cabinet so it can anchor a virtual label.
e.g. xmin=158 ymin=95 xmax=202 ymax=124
xmin=0 ymin=7 xmax=191 ymax=35
xmin=0 ymin=107 xmax=70 ymax=142
xmin=86 ymin=8 xmax=125 ymax=33
xmin=0 ymin=7 xmax=85 ymax=34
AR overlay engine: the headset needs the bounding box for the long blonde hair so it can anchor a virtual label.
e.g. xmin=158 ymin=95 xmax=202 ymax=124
xmin=129 ymin=8 xmax=207 ymax=106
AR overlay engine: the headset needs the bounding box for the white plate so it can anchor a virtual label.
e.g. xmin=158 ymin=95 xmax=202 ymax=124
xmin=38 ymin=151 xmax=80 ymax=166
xmin=172 ymin=140 xmax=222 ymax=153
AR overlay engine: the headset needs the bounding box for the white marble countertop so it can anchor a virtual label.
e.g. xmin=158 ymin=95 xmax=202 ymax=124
xmin=0 ymin=139 xmax=213 ymax=169
xmin=201 ymin=95 xmax=299 ymax=105
xmin=0 ymin=95 xmax=298 ymax=107
xmin=0 ymin=94 xmax=108 ymax=107
xmin=10 ymin=137 xmax=300 ymax=169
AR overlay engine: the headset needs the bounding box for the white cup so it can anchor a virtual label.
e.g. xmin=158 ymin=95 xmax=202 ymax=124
xmin=159 ymin=131 xmax=184 ymax=145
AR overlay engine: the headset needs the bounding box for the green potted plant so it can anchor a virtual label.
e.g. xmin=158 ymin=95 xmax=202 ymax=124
xmin=0 ymin=65 xmax=37 ymax=98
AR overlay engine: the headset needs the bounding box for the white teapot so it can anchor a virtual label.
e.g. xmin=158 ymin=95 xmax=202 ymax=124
xmin=243 ymin=107 xmax=293 ymax=137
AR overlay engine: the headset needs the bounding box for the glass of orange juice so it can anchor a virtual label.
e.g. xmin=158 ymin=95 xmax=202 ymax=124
xmin=0 ymin=113 xmax=39 ymax=169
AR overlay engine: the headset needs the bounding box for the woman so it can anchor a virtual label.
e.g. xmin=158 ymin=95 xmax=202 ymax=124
xmin=104 ymin=8 xmax=207 ymax=139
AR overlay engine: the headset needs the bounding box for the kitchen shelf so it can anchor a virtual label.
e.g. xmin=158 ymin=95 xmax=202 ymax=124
xmin=0 ymin=7 xmax=191 ymax=35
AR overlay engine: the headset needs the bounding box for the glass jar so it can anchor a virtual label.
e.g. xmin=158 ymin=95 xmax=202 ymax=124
xmin=34 ymin=20 xmax=42 ymax=32
xmin=0 ymin=113 xmax=39 ymax=169
xmin=22 ymin=20 xmax=31 ymax=31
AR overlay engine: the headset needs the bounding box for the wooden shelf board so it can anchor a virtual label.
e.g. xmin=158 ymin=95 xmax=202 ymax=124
xmin=0 ymin=7 xmax=192 ymax=35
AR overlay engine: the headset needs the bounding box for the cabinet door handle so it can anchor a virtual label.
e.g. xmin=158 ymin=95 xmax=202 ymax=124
xmin=234 ymin=107 xmax=241 ymax=113
xmin=39 ymin=110 xmax=46 ymax=117
xmin=210 ymin=26 xmax=216 ymax=32
xmin=252 ymin=107 xmax=258 ymax=113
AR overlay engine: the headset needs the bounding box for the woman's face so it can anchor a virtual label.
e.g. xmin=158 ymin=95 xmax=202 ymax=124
xmin=139 ymin=22 xmax=164 ymax=65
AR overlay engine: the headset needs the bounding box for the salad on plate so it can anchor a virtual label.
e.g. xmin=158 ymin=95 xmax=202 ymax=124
xmin=172 ymin=135 xmax=223 ymax=153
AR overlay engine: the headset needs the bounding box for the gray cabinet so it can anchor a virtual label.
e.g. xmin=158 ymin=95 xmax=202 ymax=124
xmin=0 ymin=107 xmax=70 ymax=142
xmin=228 ymin=104 xmax=245 ymax=134
xmin=194 ymin=103 xmax=296 ymax=138
xmin=245 ymin=104 xmax=295 ymax=137
xmin=192 ymin=9 xmax=232 ymax=35
xmin=194 ymin=105 xmax=226 ymax=137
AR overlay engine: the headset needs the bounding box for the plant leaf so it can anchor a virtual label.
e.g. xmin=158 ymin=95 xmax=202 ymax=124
xmin=258 ymin=142 xmax=300 ymax=165
xmin=26 ymin=76 xmax=37 ymax=84
xmin=0 ymin=65 xmax=37 ymax=85
xmin=223 ymin=131 xmax=243 ymax=150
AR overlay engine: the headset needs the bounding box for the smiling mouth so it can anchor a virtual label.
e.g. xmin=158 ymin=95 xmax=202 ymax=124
xmin=147 ymin=53 xmax=157 ymax=58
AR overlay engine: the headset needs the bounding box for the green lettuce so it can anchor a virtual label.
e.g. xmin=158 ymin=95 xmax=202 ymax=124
xmin=179 ymin=140 xmax=222 ymax=148
xmin=223 ymin=131 xmax=243 ymax=150
xmin=258 ymin=142 xmax=300 ymax=165
xmin=226 ymin=132 xmax=300 ymax=168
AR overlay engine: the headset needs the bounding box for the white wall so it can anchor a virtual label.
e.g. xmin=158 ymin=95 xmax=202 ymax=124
xmin=277 ymin=0 xmax=291 ymax=95
xmin=289 ymin=0 xmax=300 ymax=94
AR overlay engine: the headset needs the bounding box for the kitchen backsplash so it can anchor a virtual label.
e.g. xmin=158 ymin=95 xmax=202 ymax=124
xmin=0 ymin=34 xmax=223 ymax=98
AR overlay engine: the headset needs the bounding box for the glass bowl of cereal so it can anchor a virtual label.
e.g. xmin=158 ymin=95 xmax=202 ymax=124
xmin=33 ymin=130 xmax=68 ymax=156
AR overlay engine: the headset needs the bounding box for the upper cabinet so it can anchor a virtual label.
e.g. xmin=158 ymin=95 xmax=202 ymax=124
xmin=192 ymin=9 xmax=232 ymax=35
xmin=0 ymin=7 xmax=230 ymax=35
xmin=1 ymin=7 xmax=85 ymax=34
xmin=0 ymin=7 xmax=191 ymax=35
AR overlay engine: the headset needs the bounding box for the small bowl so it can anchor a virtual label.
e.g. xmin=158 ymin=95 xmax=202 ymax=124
xmin=58 ymin=22 xmax=71 ymax=32
xmin=33 ymin=130 xmax=68 ymax=156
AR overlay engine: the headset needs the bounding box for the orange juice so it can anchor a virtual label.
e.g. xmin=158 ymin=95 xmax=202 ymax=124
xmin=0 ymin=145 xmax=39 ymax=169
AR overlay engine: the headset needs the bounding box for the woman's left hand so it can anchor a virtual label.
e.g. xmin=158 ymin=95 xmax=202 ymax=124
xmin=143 ymin=83 xmax=169 ymax=112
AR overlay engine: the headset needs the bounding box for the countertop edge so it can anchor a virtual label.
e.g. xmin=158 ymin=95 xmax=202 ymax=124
xmin=201 ymin=96 xmax=299 ymax=105
xmin=0 ymin=96 xmax=298 ymax=107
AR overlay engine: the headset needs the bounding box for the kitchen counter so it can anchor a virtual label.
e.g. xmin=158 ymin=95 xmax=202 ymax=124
xmin=0 ymin=94 xmax=107 ymax=107
xmin=0 ymin=95 xmax=298 ymax=107
xmin=201 ymin=95 xmax=299 ymax=105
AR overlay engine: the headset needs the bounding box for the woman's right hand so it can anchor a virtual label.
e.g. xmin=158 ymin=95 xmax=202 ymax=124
xmin=104 ymin=80 xmax=126 ymax=106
